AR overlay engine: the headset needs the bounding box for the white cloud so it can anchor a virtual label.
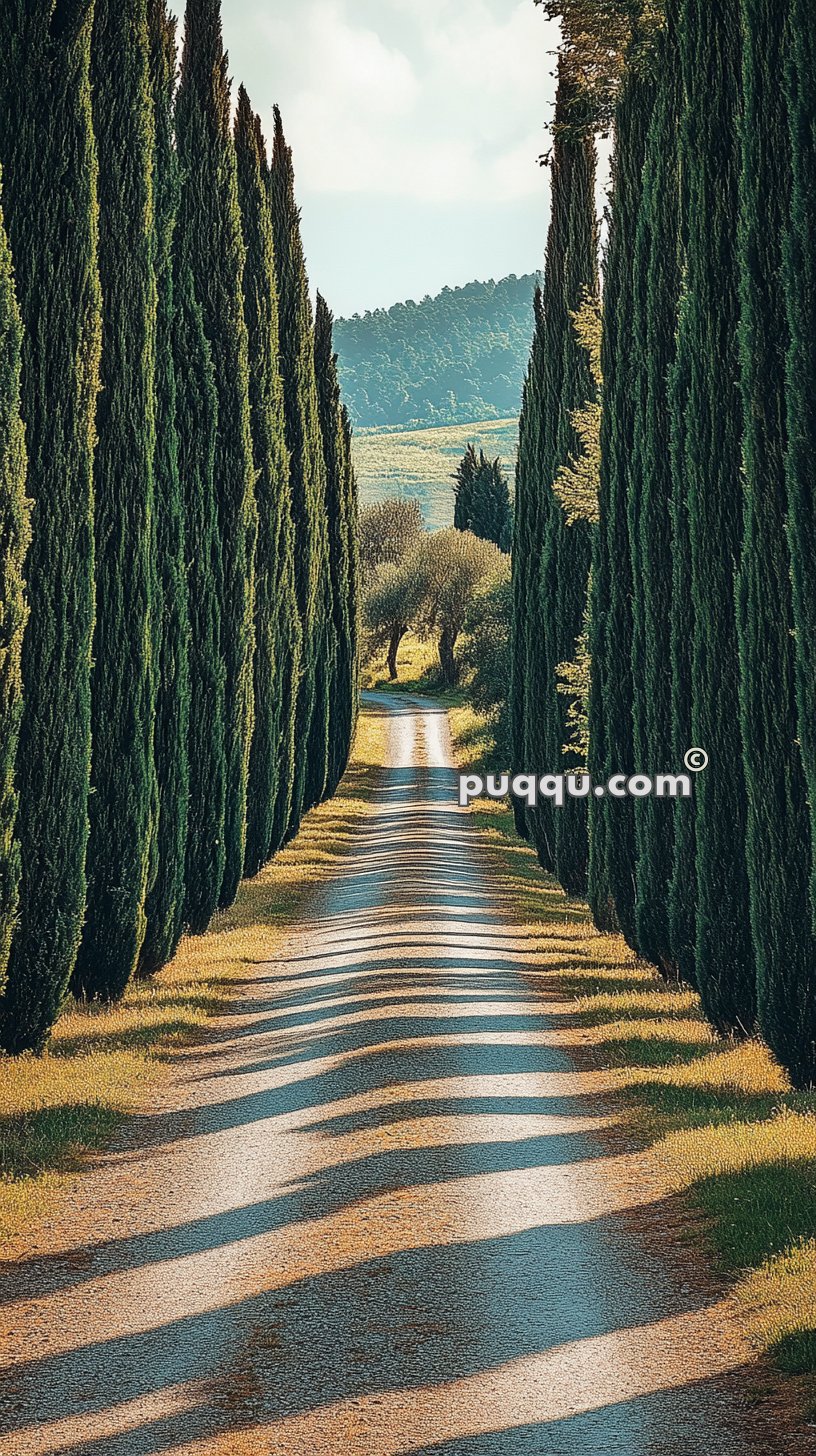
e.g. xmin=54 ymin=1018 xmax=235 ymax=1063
xmin=228 ymin=0 xmax=560 ymax=204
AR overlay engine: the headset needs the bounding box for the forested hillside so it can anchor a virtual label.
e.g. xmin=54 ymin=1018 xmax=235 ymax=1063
xmin=335 ymin=274 xmax=538 ymax=429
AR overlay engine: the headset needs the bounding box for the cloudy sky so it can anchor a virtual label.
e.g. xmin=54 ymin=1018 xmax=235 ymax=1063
xmin=220 ymin=0 xmax=562 ymax=317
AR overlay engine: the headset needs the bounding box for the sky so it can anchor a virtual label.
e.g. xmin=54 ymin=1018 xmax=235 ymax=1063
xmin=220 ymin=0 xmax=563 ymax=317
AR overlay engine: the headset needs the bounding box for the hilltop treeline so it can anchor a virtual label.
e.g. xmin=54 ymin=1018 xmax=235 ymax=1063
xmin=0 ymin=0 xmax=358 ymax=1054
xmin=512 ymin=0 xmax=816 ymax=1088
xmin=335 ymin=274 xmax=539 ymax=430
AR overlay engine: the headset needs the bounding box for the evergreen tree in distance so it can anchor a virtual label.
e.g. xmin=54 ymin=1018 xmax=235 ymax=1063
xmin=453 ymin=446 xmax=513 ymax=553
xmin=738 ymin=0 xmax=816 ymax=1086
xmin=73 ymin=0 xmax=158 ymax=1002
xmin=234 ymin=90 xmax=294 ymax=877
xmin=315 ymin=292 xmax=358 ymax=797
xmin=269 ymin=106 xmax=329 ymax=835
xmin=139 ymin=0 xmax=191 ymax=977
xmin=0 ymin=179 xmax=30 ymax=998
xmin=176 ymin=0 xmax=257 ymax=911
xmin=0 ymin=0 xmax=101 ymax=1052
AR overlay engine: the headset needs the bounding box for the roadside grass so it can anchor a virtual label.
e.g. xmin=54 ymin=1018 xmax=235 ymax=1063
xmin=448 ymin=699 xmax=816 ymax=1414
xmin=0 ymin=706 xmax=389 ymax=1250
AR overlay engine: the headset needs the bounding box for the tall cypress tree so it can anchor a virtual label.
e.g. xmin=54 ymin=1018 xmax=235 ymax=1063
xmin=176 ymin=258 xmax=225 ymax=933
xmin=73 ymin=0 xmax=158 ymax=1002
xmin=176 ymin=0 xmax=257 ymax=911
xmin=0 ymin=0 xmax=101 ymax=1052
xmin=549 ymin=88 xmax=598 ymax=898
xmin=629 ymin=4 xmax=682 ymax=976
xmin=671 ymin=0 xmax=756 ymax=1034
xmin=784 ymin=0 xmax=816 ymax=942
xmin=315 ymin=293 xmax=357 ymax=797
xmin=0 ymin=182 xmax=30 ymax=1000
xmin=139 ymin=0 xmax=191 ymax=976
xmin=520 ymin=61 xmax=598 ymax=888
xmin=510 ymin=297 xmax=543 ymax=844
xmin=234 ymin=90 xmax=295 ymax=878
xmin=587 ymin=43 xmax=656 ymax=946
xmin=341 ymin=402 xmax=360 ymax=753
xmin=738 ymin=0 xmax=816 ymax=1086
xmin=269 ymin=108 xmax=329 ymax=835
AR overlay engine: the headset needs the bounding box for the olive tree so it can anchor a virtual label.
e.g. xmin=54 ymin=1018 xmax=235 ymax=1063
xmin=359 ymin=496 xmax=423 ymax=587
xmin=414 ymin=528 xmax=506 ymax=686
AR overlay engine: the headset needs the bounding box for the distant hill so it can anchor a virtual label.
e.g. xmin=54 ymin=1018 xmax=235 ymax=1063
xmin=334 ymin=274 xmax=538 ymax=431
xmin=353 ymin=418 xmax=519 ymax=533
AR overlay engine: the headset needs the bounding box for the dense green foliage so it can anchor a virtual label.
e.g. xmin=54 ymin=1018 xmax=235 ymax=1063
xmin=175 ymin=258 xmax=225 ymax=935
xmin=737 ymin=0 xmax=816 ymax=1086
xmin=315 ymin=294 xmax=358 ymax=797
xmin=0 ymin=0 xmax=101 ymax=1052
xmin=176 ymin=0 xmax=257 ymax=912
xmin=0 ymin=183 xmax=30 ymax=1000
xmin=453 ymin=445 xmax=513 ymax=553
xmin=335 ymin=275 xmax=539 ymax=429
xmin=587 ymin=55 xmax=655 ymax=940
xmin=269 ymin=107 xmax=330 ymax=831
xmin=506 ymin=0 xmax=816 ymax=1090
xmin=675 ymin=0 xmax=755 ymax=1035
xmin=784 ymin=0 xmax=816 ymax=940
xmin=629 ymin=8 xmax=681 ymax=977
xmin=512 ymin=63 xmax=598 ymax=892
xmin=234 ymin=91 xmax=293 ymax=878
xmin=73 ymin=0 xmax=157 ymax=1002
xmin=0 ymin=0 xmax=355 ymax=1051
xmin=139 ymin=0 xmax=190 ymax=977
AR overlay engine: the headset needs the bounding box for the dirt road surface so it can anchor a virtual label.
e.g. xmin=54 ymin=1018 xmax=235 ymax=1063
xmin=0 ymin=695 xmax=807 ymax=1455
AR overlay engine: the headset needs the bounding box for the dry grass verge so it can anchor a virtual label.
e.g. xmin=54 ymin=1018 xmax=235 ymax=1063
xmin=0 ymin=707 xmax=389 ymax=1248
xmin=450 ymin=712 xmax=816 ymax=1418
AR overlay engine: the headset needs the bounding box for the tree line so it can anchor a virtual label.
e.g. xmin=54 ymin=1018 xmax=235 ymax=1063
xmin=335 ymin=275 xmax=539 ymax=430
xmin=0 ymin=0 xmax=358 ymax=1056
xmin=512 ymin=0 xmax=816 ymax=1089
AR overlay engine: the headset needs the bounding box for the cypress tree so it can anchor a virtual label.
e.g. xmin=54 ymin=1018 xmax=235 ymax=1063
xmin=315 ymin=293 xmax=357 ymax=797
xmin=176 ymin=260 xmax=225 ymax=933
xmin=455 ymin=447 xmax=513 ymax=553
xmin=665 ymin=306 xmax=697 ymax=987
xmin=341 ymin=402 xmax=360 ymax=748
xmin=520 ymin=61 xmax=598 ymax=888
xmin=176 ymin=0 xmax=257 ymax=911
xmin=234 ymin=90 xmax=294 ymax=877
xmin=139 ymin=0 xmax=191 ymax=976
xmin=549 ymin=90 xmax=598 ymax=898
xmin=670 ymin=0 xmax=755 ymax=1034
xmin=738 ymin=0 xmax=816 ymax=1086
xmin=0 ymin=0 xmax=101 ymax=1052
xmin=784 ymin=1 xmax=816 ymax=940
xmin=0 ymin=183 xmax=30 ymax=999
xmin=72 ymin=0 xmax=158 ymax=1002
xmin=509 ymin=298 xmax=543 ymax=844
xmin=453 ymin=445 xmax=480 ymax=532
xmin=629 ymin=3 xmax=682 ymax=976
xmin=269 ymin=108 xmax=330 ymax=835
xmin=587 ymin=44 xmax=656 ymax=945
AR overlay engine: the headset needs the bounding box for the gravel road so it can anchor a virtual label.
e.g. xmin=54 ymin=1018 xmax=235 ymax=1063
xmin=0 ymin=695 xmax=807 ymax=1456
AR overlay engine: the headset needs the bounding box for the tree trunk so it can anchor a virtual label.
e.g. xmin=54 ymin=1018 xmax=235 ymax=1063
xmin=387 ymin=626 xmax=405 ymax=681
xmin=438 ymin=627 xmax=458 ymax=686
